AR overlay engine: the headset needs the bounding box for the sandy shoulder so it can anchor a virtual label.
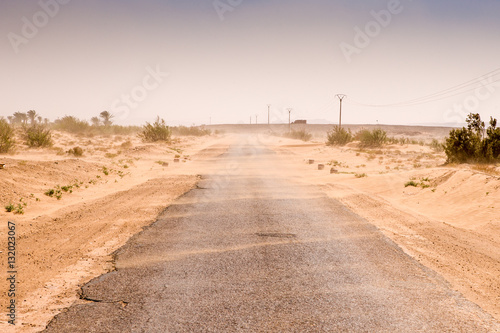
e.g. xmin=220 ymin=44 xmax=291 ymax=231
xmin=0 ymin=132 xmax=229 ymax=332
xmin=265 ymin=134 xmax=500 ymax=322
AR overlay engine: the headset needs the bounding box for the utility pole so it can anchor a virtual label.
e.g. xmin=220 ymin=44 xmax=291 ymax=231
xmin=336 ymin=94 xmax=346 ymax=128
xmin=267 ymin=104 xmax=271 ymax=125
xmin=287 ymin=108 xmax=292 ymax=132
xmin=255 ymin=115 xmax=258 ymax=124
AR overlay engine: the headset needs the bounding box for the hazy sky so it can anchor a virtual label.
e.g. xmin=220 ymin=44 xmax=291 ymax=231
xmin=1 ymin=0 xmax=500 ymax=126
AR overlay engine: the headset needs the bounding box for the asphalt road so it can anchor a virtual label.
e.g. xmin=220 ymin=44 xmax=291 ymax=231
xmin=45 ymin=136 xmax=500 ymax=332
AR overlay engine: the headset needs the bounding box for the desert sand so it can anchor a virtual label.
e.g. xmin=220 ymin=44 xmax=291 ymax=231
xmin=0 ymin=125 xmax=499 ymax=331
xmin=0 ymin=131 xmax=229 ymax=332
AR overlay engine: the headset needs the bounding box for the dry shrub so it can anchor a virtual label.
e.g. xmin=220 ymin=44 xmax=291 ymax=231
xmin=139 ymin=117 xmax=172 ymax=142
xmin=0 ymin=118 xmax=15 ymax=153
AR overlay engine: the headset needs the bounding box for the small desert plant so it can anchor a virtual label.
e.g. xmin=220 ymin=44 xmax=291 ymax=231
xmin=14 ymin=203 xmax=25 ymax=214
xmin=0 ymin=118 xmax=15 ymax=153
xmin=102 ymin=166 xmax=109 ymax=175
xmin=429 ymin=139 xmax=444 ymax=152
xmin=45 ymin=187 xmax=63 ymax=199
xmin=357 ymin=129 xmax=387 ymax=148
xmin=5 ymin=203 xmax=15 ymax=212
xmin=355 ymin=173 xmax=367 ymax=178
xmin=405 ymin=178 xmax=431 ymax=188
xmin=45 ymin=188 xmax=56 ymax=197
xmin=326 ymin=126 xmax=352 ymax=146
xmin=67 ymin=146 xmax=84 ymax=157
xmin=140 ymin=116 xmax=172 ymax=142
xmin=23 ymin=123 xmax=52 ymax=147
xmin=285 ymin=129 xmax=312 ymax=142
xmin=405 ymin=180 xmax=418 ymax=187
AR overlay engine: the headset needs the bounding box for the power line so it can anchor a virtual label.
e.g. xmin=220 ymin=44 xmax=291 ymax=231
xmin=349 ymin=68 xmax=500 ymax=108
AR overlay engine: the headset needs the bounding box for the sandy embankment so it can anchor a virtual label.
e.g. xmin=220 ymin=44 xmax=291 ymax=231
xmin=0 ymin=131 xmax=228 ymax=332
xmin=265 ymin=133 xmax=500 ymax=322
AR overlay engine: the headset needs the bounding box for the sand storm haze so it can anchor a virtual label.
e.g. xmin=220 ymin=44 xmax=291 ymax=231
xmin=1 ymin=0 xmax=500 ymax=331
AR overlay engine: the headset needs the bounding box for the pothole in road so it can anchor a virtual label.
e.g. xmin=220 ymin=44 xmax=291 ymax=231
xmin=255 ymin=232 xmax=297 ymax=238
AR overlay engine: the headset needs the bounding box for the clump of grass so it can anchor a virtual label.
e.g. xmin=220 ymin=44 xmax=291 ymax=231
xmin=60 ymin=185 xmax=73 ymax=193
xmin=45 ymin=186 xmax=63 ymax=199
xmin=355 ymin=173 xmax=367 ymax=178
xmin=405 ymin=180 xmax=418 ymax=187
xmin=7 ymin=198 xmax=28 ymax=214
xmin=356 ymin=128 xmax=387 ymax=148
xmin=67 ymin=146 xmax=84 ymax=157
xmin=429 ymin=139 xmax=444 ymax=152
xmin=23 ymin=123 xmax=52 ymax=147
xmin=326 ymin=126 xmax=352 ymax=146
xmin=172 ymin=126 xmax=211 ymax=136
xmin=387 ymin=137 xmax=411 ymax=145
xmin=405 ymin=177 xmax=431 ymax=188
xmin=0 ymin=118 xmax=15 ymax=153
xmin=14 ymin=203 xmax=25 ymax=214
xmin=284 ymin=129 xmax=312 ymax=142
xmin=121 ymin=140 xmax=133 ymax=149
xmin=105 ymin=152 xmax=118 ymax=158
xmin=102 ymin=166 xmax=109 ymax=175
xmin=139 ymin=116 xmax=172 ymax=142
xmin=45 ymin=189 xmax=55 ymax=197
xmin=5 ymin=203 xmax=15 ymax=212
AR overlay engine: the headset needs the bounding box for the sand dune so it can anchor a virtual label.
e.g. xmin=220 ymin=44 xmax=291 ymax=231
xmin=265 ymin=133 xmax=500 ymax=321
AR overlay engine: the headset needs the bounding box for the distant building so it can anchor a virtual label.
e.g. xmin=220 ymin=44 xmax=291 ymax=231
xmin=292 ymin=120 xmax=307 ymax=124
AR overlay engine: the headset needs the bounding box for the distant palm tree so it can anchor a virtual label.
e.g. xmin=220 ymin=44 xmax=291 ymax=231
xmin=27 ymin=110 xmax=38 ymax=124
xmin=13 ymin=112 xmax=28 ymax=125
xmin=90 ymin=116 xmax=101 ymax=126
xmin=99 ymin=111 xmax=113 ymax=126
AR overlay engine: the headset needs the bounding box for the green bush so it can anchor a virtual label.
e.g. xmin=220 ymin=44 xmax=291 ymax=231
xmin=5 ymin=203 xmax=15 ymax=212
xmin=481 ymin=117 xmax=500 ymax=161
xmin=0 ymin=118 xmax=15 ymax=153
xmin=23 ymin=123 xmax=52 ymax=147
xmin=285 ymin=129 xmax=312 ymax=142
xmin=326 ymin=126 xmax=352 ymax=146
xmin=53 ymin=116 xmax=90 ymax=134
xmin=357 ymin=128 xmax=387 ymax=148
xmin=444 ymin=113 xmax=500 ymax=163
xmin=405 ymin=180 xmax=418 ymax=187
xmin=139 ymin=116 xmax=172 ymax=142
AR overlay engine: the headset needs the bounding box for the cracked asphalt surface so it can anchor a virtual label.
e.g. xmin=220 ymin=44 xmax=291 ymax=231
xmin=45 ymin=136 xmax=500 ymax=332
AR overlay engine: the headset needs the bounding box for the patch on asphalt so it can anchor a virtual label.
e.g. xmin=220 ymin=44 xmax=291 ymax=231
xmin=255 ymin=232 xmax=296 ymax=238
